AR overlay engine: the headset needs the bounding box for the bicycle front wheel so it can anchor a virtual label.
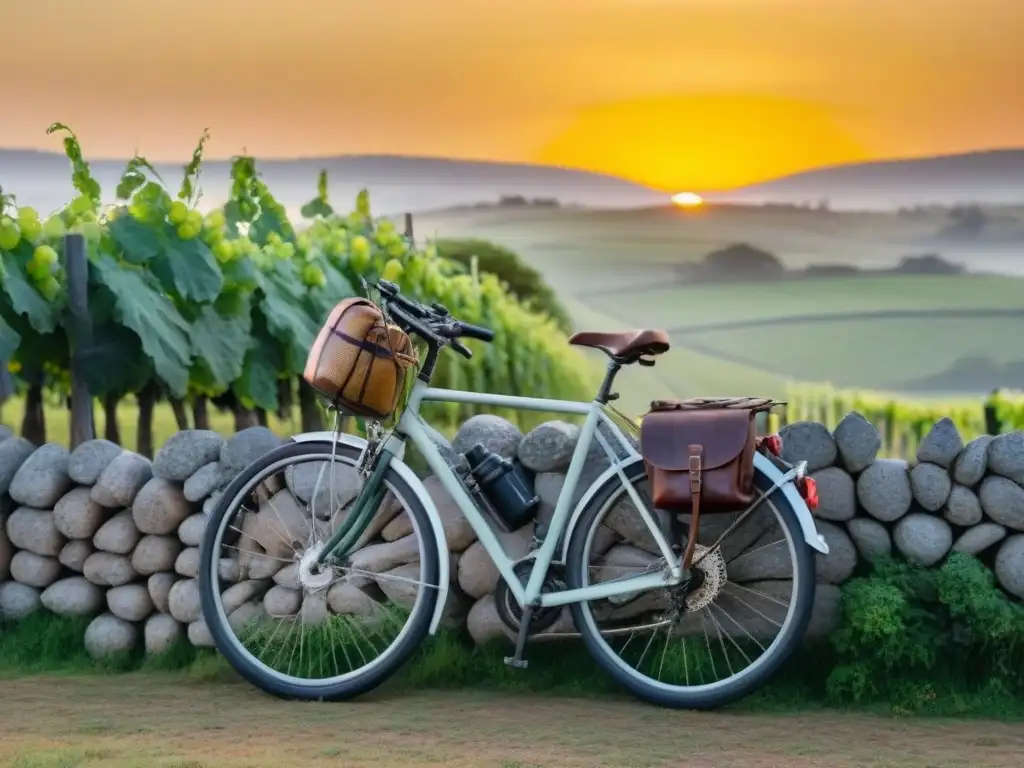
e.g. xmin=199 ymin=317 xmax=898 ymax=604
xmin=565 ymin=458 xmax=817 ymax=710
xmin=198 ymin=440 xmax=440 ymax=701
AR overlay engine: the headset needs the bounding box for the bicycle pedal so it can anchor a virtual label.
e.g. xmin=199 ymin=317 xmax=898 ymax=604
xmin=505 ymin=603 xmax=535 ymax=670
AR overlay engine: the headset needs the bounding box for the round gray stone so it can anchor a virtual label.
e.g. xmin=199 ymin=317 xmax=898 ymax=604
xmin=92 ymin=510 xmax=141 ymax=555
xmin=987 ymin=431 xmax=1024 ymax=483
xmin=90 ymin=452 xmax=153 ymax=509
xmin=909 ymin=462 xmax=952 ymax=512
xmin=145 ymin=613 xmax=185 ymax=655
xmin=779 ymin=421 xmax=837 ymax=472
xmin=943 ymin=484 xmax=982 ymax=527
xmin=452 ymin=414 xmax=523 ymax=460
xmin=517 ymin=421 xmax=580 ymax=473
xmin=846 ymin=517 xmax=892 ymax=562
xmin=8 ymin=443 xmax=72 ymax=508
xmin=132 ymin=478 xmax=191 ymax=535
xmin=54 ymin=487 xmax=110 ymax=540
xmin=0 ymin=581 xmax=41 ymax=619
xmin=978 ymin=475 xmax=1024 ymax=531
xmin=220 ymin=427 xmax=284 ymax=475
xmin=832 ymin=412 xmax=881 ymax=473
xmin=0 ymin=437 xmax=38 ymax=497
xmin=994 ymin=534 xmax=1024 ymax=599
xmin=182 ymin=461 xmax=222 ymax=503
xmin=915 ymin=417 xmax=964 ymax=469
xmin=177 ymin=514 xmax=208 ymax=548
xmin=856 ymin=459 xmax=912 ymax=522
xmin=84 ymin=613 xmax=138 ymax=660
xmin=9 ymin=551 xmax=61 ymax=588
xmin=106 ymin=583 xmax=155 ymax=622
xmin=40 ymin=576 xmax=105 ymax=617
xmin=59 ymin=539 xmax=94 ymax=572
xmin=953 ymin=435 xmax=992 ymax=487
xmin=154 ymin=430 xmax=225 ymax=482
xmin=131 ymin=535 xmax=183 ymax=576
xmin=0 ymin=513 xmax=11 ymax=581
xmin=68 ymin=439 xmax=123 ymax=485
xmin=952 ymin=522 xmax=1007 ymax=556
xmin=5 ymin=507 xmax=66 ymax=556
xmin=892 ymin=513 xmax=952 ymax=566
xmin=809 ymin=467 xmax=856 ymax=521
xmin=814 ymin=520 xmax=858 ymax=584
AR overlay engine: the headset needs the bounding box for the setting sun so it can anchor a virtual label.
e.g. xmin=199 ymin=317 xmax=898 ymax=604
xmin=671 ymin=192 xmax=704 ymax=208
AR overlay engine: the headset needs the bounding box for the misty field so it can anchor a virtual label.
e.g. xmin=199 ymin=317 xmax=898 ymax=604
xmin=417 ymin=204 xmax=1024 ymax=403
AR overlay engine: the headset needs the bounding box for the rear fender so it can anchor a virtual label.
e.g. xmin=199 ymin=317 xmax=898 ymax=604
xmin=289 ymin=431 xmax=452 ymax=635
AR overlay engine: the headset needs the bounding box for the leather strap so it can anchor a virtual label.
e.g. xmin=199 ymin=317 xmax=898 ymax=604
xmin=682 ymin=444 xmax=703 ymax=570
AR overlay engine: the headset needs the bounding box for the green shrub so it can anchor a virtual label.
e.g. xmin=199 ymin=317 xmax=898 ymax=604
xmin=435 ymin=238 xmax=573 ymax=334
xmin=827 ymin=552 xmax=1024 ymax=715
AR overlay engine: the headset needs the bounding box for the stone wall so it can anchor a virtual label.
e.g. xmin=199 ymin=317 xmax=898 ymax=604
xmin=1 ymin=413 xmax=1022 ymax=661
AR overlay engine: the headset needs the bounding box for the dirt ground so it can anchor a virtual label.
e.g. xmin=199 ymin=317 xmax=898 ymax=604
xmin=0 ymin=675 xmax=1020 ymax=768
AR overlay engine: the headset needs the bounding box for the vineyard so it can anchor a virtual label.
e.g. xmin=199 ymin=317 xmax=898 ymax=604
xmin=781 ymin=382 xmax=1024 ymax=458
xmin=0 ymin=124 xmax=596 ymax=455
xmin=2 ymin=124 xmax=1024 ymax=460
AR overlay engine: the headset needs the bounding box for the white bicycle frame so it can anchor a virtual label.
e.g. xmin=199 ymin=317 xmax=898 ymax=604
xmin=293 ymin=378 xmax=829 ymax=635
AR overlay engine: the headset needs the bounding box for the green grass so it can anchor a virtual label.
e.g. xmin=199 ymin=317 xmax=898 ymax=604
xmin=0 ymin=395 xmax=307 ymax=453
xmin=2 ymin=612 xmax=1023 ymax=719
xmin=600 ymin=275 xmax=1024 ymax=329
xmin=686 ymin=317 xmax=1024 ymax=392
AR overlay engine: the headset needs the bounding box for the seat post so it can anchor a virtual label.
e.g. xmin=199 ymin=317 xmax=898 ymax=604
xmin=596 ymin=359 xmax=624 ymax=404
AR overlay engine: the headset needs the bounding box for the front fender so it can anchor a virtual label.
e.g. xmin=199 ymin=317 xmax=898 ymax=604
xmin=289 ymin=431 xmax=452 ymax=635
xmin=559 ymin=451 xmax=829 ymax=561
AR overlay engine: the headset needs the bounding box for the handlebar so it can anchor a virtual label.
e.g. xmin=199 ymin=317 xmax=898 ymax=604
xmin=375 ymin=280 xmax=494 ymax=360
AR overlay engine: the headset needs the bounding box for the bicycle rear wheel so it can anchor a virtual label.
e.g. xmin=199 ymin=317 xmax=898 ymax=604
xmin=564 ymin=458 xmax=816 ymax=710
xmin=198 ymin=440 xmax=440 ymax=701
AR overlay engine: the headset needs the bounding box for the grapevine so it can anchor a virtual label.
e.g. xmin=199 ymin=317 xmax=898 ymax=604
xmin=0 ymin=124 xmax=598 ymax=453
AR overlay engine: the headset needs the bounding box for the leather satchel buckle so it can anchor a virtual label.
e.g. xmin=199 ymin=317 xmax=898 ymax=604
xmin=688 ymin=454 xmax=702 ymax=494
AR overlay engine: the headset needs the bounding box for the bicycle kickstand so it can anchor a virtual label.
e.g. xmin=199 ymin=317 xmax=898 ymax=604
xmin=504 ymin=604 xmax=535 ymax=669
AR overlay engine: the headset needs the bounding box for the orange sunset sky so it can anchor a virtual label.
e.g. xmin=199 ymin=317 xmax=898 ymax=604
xmin=2 ymin=0 xmax=1022 ymax=192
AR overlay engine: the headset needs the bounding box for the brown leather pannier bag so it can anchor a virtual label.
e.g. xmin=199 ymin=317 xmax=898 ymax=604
xmin=303 ymin=297 xmax=418 ymax=420
xmin=639 ymin=397 xmax=779 ymax=564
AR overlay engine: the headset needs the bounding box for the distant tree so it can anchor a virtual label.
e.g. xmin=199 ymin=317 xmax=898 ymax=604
xmin=434 ymin=238 xmax=573 ymax=333
xmin=680 ymin=242 xmax=785 ymax=282
xmin=893 ymin=253 xmax=965 ymax=275
xmin=939 ymin=205 xmax=987 ymax=240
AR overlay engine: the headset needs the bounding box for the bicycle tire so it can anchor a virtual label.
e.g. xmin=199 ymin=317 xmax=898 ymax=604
xmin=565 ymin=457 xmax=817 ymax=710
xmin=198 ymin=440 xmax=440 ymax=701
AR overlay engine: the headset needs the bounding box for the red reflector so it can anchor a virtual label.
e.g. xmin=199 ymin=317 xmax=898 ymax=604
xmin=800 ymin=477 xmax=819 ymax=511
xmin=758 ymin=434 xmax=783 ymax=456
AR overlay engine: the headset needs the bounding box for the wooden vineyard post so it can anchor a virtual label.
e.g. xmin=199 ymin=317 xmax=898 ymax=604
xmin=403 ymin=212 xmax=415 ymax=244
xmin=64 ymin=233 xmax=96 ymax=448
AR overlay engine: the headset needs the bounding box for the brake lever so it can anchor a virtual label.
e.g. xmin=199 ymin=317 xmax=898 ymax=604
xmin=451 ymin=339 xmax=473 ymax=359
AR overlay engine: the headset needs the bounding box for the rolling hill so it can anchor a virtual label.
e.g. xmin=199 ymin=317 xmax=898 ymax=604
xmin=710 ymin=149 xmax=1024 ymax=210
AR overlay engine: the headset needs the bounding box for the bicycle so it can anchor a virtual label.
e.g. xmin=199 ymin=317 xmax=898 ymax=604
xmin=198 ymin=279 xmax=829 ymax=710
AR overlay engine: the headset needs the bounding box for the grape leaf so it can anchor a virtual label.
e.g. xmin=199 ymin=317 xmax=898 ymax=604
xmin=158 ymin=234 xmax=223 ymax=303
xmin=259 ymin=262 xmax=319 ymax=372
xmin=78 ymin=322 xmax=152 ymax=396
xmin=233 ymin=351 xmax=279 ymax=411
xmin=0 ymin=260 xmax=59 ymax=334
xmin=92 ymin=255 xmax=191 ymax=397
xmin=0 ymin=313 xmax=19 ymax=361
xmin=108 ymin=215 xmax=162 ymax=264
xmin=189 ymin=304 xmax=252 ymax=388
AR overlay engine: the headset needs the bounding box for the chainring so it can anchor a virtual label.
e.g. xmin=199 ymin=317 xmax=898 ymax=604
xmin=494 ymin=559 xmax=565 ymax=634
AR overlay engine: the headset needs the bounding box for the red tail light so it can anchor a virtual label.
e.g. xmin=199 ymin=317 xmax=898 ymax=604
xmin=758 ymin=434 xmax=783 ymax=456
xmin=798 ymin=477 xmax=819 ymax=511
